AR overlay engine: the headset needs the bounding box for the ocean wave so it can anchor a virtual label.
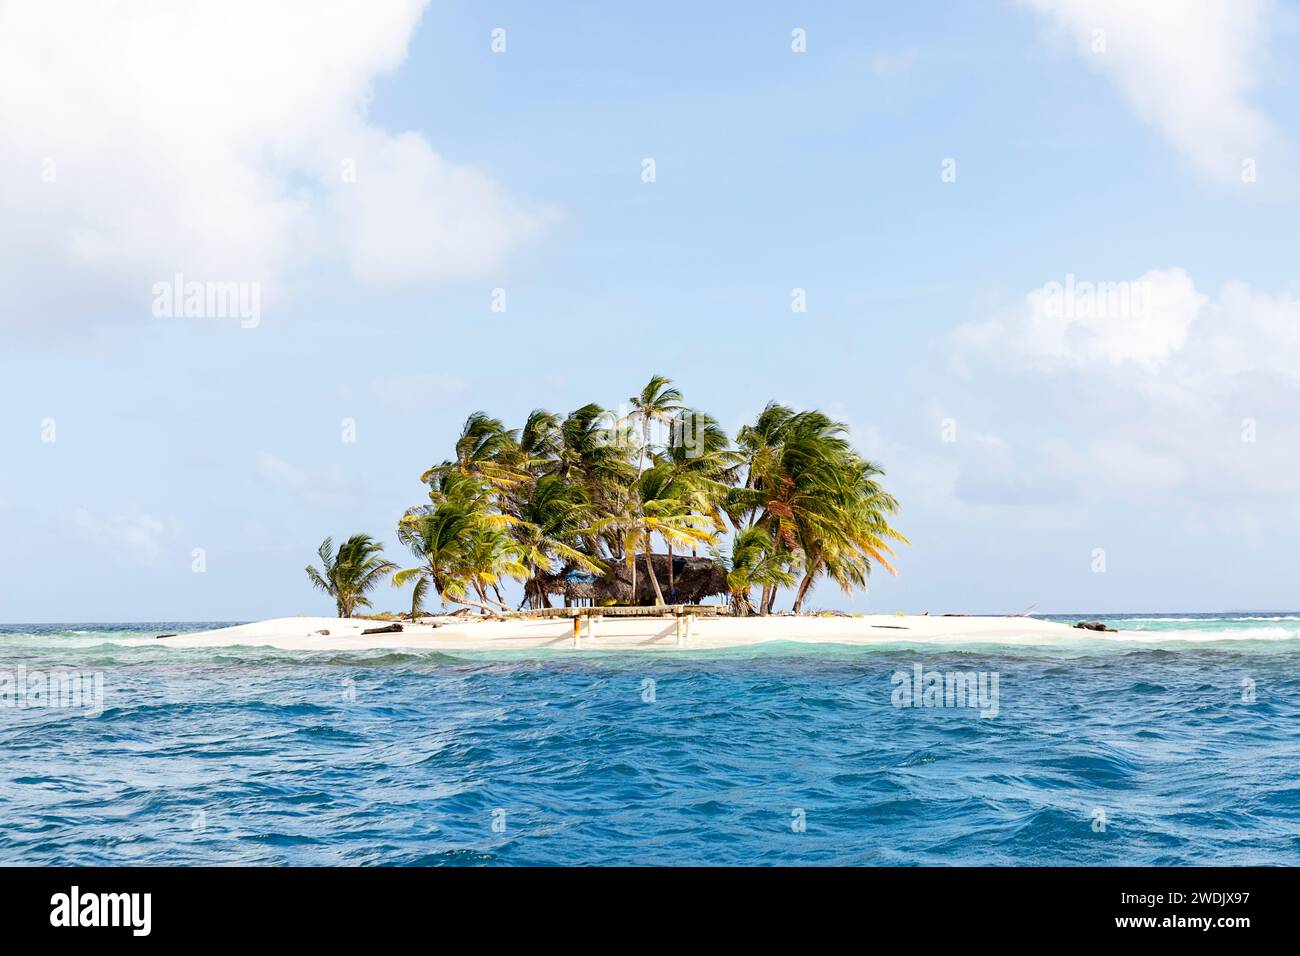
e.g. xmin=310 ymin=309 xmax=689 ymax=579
xmin=1107 ymin=615 xmax=1300 ymax=623
xmin=1105 ymin=627 xmax=1300 ymax=642
xmin=4 ymin=645 xmax=1299 ymax=866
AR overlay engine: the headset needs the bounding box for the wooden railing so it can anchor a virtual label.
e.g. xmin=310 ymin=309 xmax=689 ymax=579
xmin=511 ymin=604 xmax=728 ymax=619
xmin=507 ymin=603 xmax=728 ymax=646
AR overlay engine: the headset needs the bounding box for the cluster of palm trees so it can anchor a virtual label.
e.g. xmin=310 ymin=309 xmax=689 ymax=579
xmin=305 ymin=376 xmax=906 ymax=617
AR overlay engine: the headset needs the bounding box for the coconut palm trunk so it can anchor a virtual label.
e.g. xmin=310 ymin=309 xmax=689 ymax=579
xmin=791 ymin=560 xmax=821 ymax=613
xmin=524 ymin=569 xmax=537 ymax=609
xmin=626 ymin=527 xmax=639 ymax=601
xmin=667 ymin=540 xmax=675 ymax=603
xmin=731 ymin=589 xmax=755 ymax=616
xmin=450 ymin=596 xmax=507 ymax=616
xmin=642 ymin=531 xmax=666 ymax=605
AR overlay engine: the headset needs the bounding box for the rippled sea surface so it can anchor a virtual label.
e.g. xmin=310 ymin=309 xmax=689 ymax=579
xmin=2 ymin=613 xmax=1299 ymax=865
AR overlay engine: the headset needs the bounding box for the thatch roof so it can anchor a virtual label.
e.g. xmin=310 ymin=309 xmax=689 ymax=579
xmin=537 ymin=553 xmax=728 ymax=606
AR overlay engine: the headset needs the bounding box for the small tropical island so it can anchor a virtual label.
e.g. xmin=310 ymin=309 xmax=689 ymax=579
xmin=310 ymin=374 xmax=908 ymax=618
xmin=167 ymin=375 xmax=1082 ymax=651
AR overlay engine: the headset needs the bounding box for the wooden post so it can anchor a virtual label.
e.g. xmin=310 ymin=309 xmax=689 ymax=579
xmin=684 ymin=613 xmax=694 ymax=645
xmin=675 ymin=613 xmax=684 ymax=647
xmin=572 ymin=614 xmax=581 ymax=648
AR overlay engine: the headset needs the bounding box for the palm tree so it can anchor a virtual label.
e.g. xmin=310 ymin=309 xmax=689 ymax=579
xmin=788 ymin=455 xmax=907 ymax=612
xmin=408 ymin=574 xmax=430 ymax=619
xmin=510 ymin=474 xmax=604 ymax=608
xmin=422 ymin=412 xmax=522 ymax=492
xmin=618 ymin=378 xmax=686 ymax=596
xmin=631 ymin=464 xmax=716 ymax=605
xmin=461 ymin=523 xmax=530 ymax=611
xmin=305 ymin=534 xmax=396 ymax=617
xmin=626 ymin=375 xmax=685 ymax=476
xmin=734 ymin=402 xmax=797 ymax=510
xmin=554 ymin=402 xmax=636 ymax=571
xmin=394 ymin=475 xmax=520 ymax=615
xmin=657 ymin=409 xmax=740 ymax=592
xmin=557 ymin=403 xmax=633 ymax=490
xmin=518 ymin=408 xmax=563 ymax=474
xmin=729 ymin=403 xmax=800 ymax=613
xmin=727 ymin=526 xmax=794 ymax=615
xmin=392 ymin=506 xmax=472 ymax=613
xmin=732 ymin=407 xmax=907 ymax=613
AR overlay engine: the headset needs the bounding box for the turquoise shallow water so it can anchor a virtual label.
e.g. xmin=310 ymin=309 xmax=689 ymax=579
xmin=1 ymin=614 xmax=1298 ymax=865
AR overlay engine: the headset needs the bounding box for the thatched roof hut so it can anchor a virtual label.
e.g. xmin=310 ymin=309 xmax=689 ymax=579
xmin=537 ymin=553 xmax=728 ymax=606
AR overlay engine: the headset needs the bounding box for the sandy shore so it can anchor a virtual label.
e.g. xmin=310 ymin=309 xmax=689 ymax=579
xmin=161 ymin=613 xmax=1084 ymax=652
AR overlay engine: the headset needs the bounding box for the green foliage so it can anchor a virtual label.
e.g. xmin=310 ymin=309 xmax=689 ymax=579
xmin=376 ymin=375 xmax=907 ymax=616
xmin=305 ymin=534 xmax=397 ymax=618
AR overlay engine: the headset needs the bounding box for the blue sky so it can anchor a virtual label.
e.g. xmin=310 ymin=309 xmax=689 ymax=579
xmin=3 ymin=1 xmax=1299 ymax=621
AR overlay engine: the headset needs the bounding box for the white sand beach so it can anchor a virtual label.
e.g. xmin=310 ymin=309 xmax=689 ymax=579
xmin=162 ymin=613 xmax=1084 ymax=652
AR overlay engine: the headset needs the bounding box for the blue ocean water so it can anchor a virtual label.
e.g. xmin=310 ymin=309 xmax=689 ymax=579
xmin=2 ymin=613 xmax=1298 ymax=866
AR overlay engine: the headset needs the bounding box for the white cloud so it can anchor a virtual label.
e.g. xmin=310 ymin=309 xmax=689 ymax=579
xmin=952 ymin=268 xmax=1300 ymax=510
xmin=957 ymin=268 xmax=1206 ymax=370
xmin=1026 ymin=0 xmax=1282 ymax=183
xmin=72 ymin=509 xmax=170 ymax=568
xmin=0 ymin=1 xmax=541 ymax=327
xmin=959 ymin=267 xmax=1300 ymax=381
xmin=334 ymin=131 xmax=542 ymax=285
